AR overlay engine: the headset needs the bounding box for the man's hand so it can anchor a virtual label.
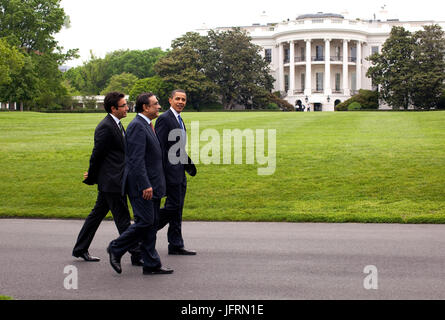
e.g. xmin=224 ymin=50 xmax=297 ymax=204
xmin=83 ymin=172 xmax=88 ymax=180
xmin=142 ymin=187 xmax=153 ymax=200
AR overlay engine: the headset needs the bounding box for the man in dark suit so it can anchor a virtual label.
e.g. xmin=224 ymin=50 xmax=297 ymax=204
xmin=107 ymin=92 xmax=173 ymax=275
xmin=155 ymin=89 xmax=197 ymax=256
xmin=72 ymin=92 xmax=141 ymax=265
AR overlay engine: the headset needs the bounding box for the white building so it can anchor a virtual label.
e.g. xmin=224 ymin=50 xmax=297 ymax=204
xmin=199 ymin=12 xmax=445 ymax=111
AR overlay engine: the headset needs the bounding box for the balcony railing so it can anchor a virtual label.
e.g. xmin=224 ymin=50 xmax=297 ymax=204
xmin=283 ymin=56 xmax=358 ymax=63
xmin=312 ymin=89 xmax=324 ymax=93
xmin=293 ymin=89 xmax=304 ymax=94
xmin=311 ymin=56 xmax=325 ymax=62
xmin=348 ymin=57 xmax=357 ymax=63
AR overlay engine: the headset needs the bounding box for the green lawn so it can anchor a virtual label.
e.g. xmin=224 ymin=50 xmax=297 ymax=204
xmin=1 ymin=111 xmax=445 ymax=223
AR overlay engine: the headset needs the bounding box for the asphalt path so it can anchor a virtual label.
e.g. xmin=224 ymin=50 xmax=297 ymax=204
xmin=1 ymin=219 xmax=445 ymax=300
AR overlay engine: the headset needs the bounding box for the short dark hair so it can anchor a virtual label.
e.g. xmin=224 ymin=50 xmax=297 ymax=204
xmin=170 ymin=89 xmax=186 ymax=98
xmin=135 ymin=92 xmax=155 ymax=113
xmin=104 ymin=91 xmax=125 ymax=113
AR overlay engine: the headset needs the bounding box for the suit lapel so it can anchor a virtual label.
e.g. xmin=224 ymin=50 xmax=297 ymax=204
xmin=137 ymin=115 xmax=160 ymax=146
xmin=167 ymin=108 xmax=186 ymax=131
xmin=107 ymin=114 xmax=125 ymax=148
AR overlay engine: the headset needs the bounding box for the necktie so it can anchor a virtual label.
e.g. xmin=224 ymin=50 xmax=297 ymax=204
xmin=177 ymin=114 xmax=185 ymax=131
xmin=118 ymin=122 xmax=125 ymax=137
xmin=149 ymin=121 xmax=155 ymax=133
xmin=177 ymin=114 xmax=186 ymax=142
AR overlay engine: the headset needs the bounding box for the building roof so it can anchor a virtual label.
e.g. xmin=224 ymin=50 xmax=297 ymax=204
xmin=296 ymin=13 xmax=344 ymax=20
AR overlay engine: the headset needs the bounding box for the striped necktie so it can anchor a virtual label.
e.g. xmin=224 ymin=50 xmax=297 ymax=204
xmin=118 ymin=122 xmax=125 ymax=137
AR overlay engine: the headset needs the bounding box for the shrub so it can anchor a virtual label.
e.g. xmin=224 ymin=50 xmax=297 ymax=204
xmin=335 ymin=89 xmax=379 ymax=111
xmin=262 ymin=103 xmax=280 ymax=110
xmin=348 ymin=102 xmax=362 ymax=111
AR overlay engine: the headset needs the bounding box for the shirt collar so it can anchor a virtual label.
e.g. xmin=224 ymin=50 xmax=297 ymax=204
xmin=170 ymin=106 xmax=181 ymax=119
xmin=137 ymin=113 xmax=152 ymax=126
xmin=109 ymin=113 xmax=121 ymax=126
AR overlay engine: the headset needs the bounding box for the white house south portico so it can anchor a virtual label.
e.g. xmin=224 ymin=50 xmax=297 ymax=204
xmin=275 ymin=35 xmax=365 ymax=111
xmin=254 ymin=12 xmax=384 ymax=111
xmin=200 ymin=12 xmax=445 ymax=111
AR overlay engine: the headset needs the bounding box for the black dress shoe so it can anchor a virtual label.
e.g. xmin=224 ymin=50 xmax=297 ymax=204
xmin=143 ymin=266 xmax=174 ymax=275
xmin=131 ymin=256 xmax=144 ymax=266
xmin=107 ymin=244 xmax=122 ymax=274
xmin=168 ymin=247 xmax=197 ymax=255
xmin=73 ymin=251 xmax=100 ymax=262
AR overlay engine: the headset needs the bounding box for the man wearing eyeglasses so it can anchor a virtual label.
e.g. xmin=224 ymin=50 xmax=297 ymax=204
xmin=73 ymin=91 xmax=142 ymax=266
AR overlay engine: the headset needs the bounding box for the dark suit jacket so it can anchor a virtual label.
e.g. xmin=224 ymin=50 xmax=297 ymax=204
xmin=83 ymin=114 xmax=125 ymax=193
xmin=155 ymin=109 xmax=196 ymax=185
xmin=123 ymin=114 xmax=166 ymax=200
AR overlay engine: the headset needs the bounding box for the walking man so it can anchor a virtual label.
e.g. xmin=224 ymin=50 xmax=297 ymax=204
xmin=107 ymin=92 xmax=173 ymax=275
xmin=155 ymin=89 xmax=197 ymax=256
xmin=73 ymin=92 xmax=141 ymax=265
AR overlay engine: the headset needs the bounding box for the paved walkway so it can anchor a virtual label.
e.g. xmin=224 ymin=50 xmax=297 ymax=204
xmin=1 ymin=219 xmax=444 ymax=300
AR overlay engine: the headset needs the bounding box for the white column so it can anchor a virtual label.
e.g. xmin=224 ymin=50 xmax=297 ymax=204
xmin=14 ymin=102 xmax=17 ymax=110
xmin=278 ymin=42 xmax=284 ymax=92
xmin=343 ymin=39 xmax=349 ymax=95
xmin=288 ymin=40 xmax=295 ymax=96
xmin=324 ymin=38 xmax=331 ymax=95
xmin=6 ymin=102 xmax=9 ymax=110
xmin=304 ymin=39 xmax=312 ymax=96
xmin=356 ymin=41 xmax=362 ymax=90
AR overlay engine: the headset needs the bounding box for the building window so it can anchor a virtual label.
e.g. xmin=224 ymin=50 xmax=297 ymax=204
xmin=335 ymin=73 xmax=341 ymax=91
xmin=284 ymin=75 xmax=289 ymax=92
xmin=316 ymin=45 xmax=324 ymax=61
xmin=351 ymin=72 xmax=357 ymax=91
xmin=284 ymin=48 xmax=289 ymax=63
xmin=301 ymin=73 xmax=305 ymax=91
xmin=301 ymin=47 xmax=305 ymax=61
xmin=335 ymin=46 xmax=341 ymax=60
xmin=371 ymin=46 xmax=379 ymax=55
xmin=350 ymin=46 xmax=357 ymax=62
xmin=316 ymin=72 xmax=324 ymax=91
xmin=265 ymin=49 xmax=272 ymax=63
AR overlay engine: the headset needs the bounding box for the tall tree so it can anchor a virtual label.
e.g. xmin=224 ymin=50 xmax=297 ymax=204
xmin=80 ymin=51 xmax=108 ymax=95
xmin=64 ymin=48 xmax=167 ymax=95
xmin=0 ymin=55 xmax=39 ymax=111
xmin=155 ymin=30 xmax=274 ymax=110
xmin=0 ymin=0 xmax=65 ymax=53
xmin=367 ymin=26 xmax=415 ymax=110
xmin=129 ymin=76 xmax=172 ymax=108
xmin=205 ymin=28 xmax=274 ymax=109
xmin=104 ymin=48 xmax=166 ymax=79
xmin=155 ymin=32 xmax=217 ymax=109
xmin=0 ymin=37 xmax=24 ymax=86
xmin=100 ymin=72 xmax=139 ymax=95
xmin=0 ymin=0 xmax=78 ymax=109
xmin=410 ymin=25 xmax=445 ymax=110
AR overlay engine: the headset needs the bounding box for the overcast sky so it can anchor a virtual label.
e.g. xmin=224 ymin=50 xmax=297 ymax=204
xmin=55 ymin=0 xmax=445 ymax=67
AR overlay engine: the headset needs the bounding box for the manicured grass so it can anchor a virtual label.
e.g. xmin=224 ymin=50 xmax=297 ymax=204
xmin=0 ymin=111 xmax=444 ymax=223
xmin=0 ymin=295 xmax=13 ymax=300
